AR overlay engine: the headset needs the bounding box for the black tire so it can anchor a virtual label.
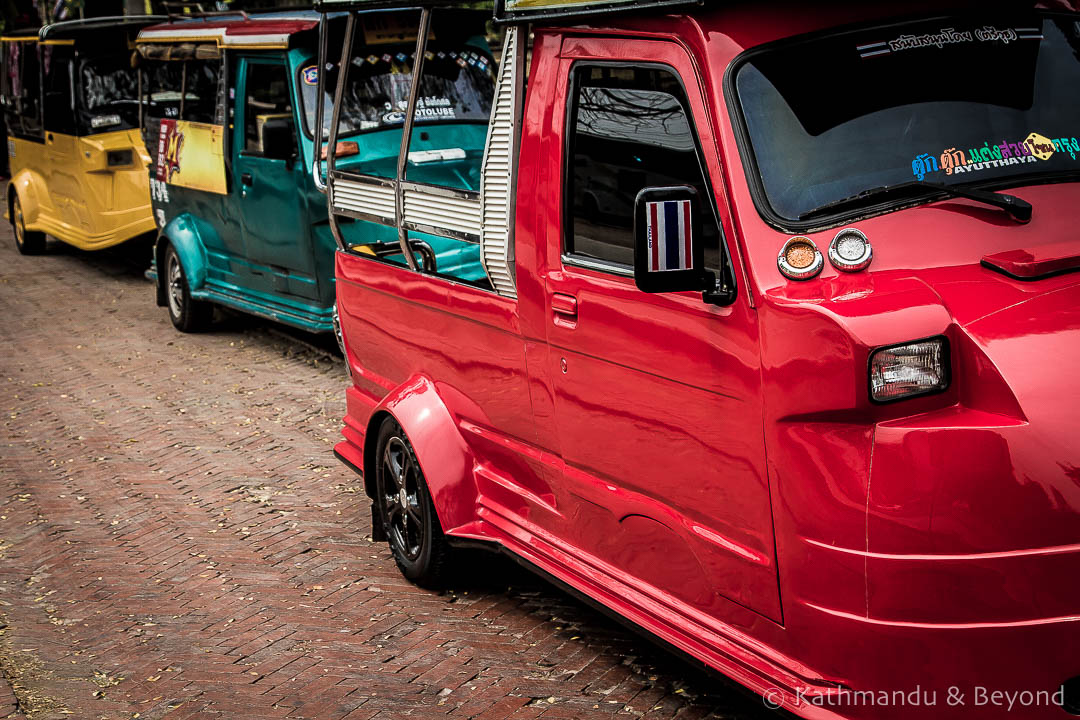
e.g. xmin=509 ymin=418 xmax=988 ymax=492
xmin=11 ymin=194 xmax=46 ymax=255
xmin=163 ymin=244 xmax=212 ymax=332
xmin=374 ymin=416 xmax=454 ymax=588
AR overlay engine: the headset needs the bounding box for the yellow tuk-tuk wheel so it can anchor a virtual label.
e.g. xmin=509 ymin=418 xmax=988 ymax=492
xmin=11 ymin=195 xmax=46 ymax=255
xmin=164 ymin=244 xmax=212 ymax=333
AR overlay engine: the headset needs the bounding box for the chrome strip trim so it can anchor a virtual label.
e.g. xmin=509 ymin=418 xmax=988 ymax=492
xmin=562 ymin=253 xmax=634 ymax=278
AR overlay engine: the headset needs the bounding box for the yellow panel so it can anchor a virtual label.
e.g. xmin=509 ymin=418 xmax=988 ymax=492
xmin=6 ymin=129 xmax=155 ymax=251
xmin=154 ymin=119 xmax=228 ymax=195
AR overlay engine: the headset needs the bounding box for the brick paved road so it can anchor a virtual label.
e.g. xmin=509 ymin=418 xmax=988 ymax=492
xmin=0 ymin=219 xmax=778 ymax=720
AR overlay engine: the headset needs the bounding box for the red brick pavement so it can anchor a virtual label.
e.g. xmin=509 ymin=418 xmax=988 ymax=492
xmin=0 ymin=220 xmax=776 ymax=720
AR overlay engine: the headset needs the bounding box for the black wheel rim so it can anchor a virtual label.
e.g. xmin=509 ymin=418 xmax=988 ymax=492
xmin=381 ymin=436 xmax=424 ymax=562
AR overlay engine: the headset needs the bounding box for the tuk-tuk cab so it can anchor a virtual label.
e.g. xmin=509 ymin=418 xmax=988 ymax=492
xmin=2 ymin=17 xmax=163 ymax=255
xmin=139 ymin=10 xmax=491 ymax=333
xmin=317 ymin=0 xmax=1080 ymax=717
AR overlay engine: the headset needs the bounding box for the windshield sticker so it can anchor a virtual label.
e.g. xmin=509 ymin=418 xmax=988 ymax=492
xmin=859 ymin=26 xmax=1043 ymax=59
xmin=301 ymin=66 xmax=318 ymax=85
xmin=90 ymin=114 xmax=122 ymax=129
xmin=911 ymin=132 xmax=1079 ymax=180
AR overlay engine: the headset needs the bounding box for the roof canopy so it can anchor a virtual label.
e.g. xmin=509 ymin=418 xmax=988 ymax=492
xmin=312 ymin=0 xmax=701 ymax=22
xmin=495 ymin=0 xmax=699 ymax=21
xmin=137 ymin=14 xmax=319 ymax=49
xmin=41 ymin=15 xmax=167 ymax=41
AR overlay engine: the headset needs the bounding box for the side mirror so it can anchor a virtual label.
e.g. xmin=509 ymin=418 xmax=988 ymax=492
xmin=633 ymin=186 xmax=710 ymax=295
xmin=260 ymin=116 xmax=296 ymax=161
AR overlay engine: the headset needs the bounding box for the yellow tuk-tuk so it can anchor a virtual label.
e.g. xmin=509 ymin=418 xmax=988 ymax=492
xmin=2 ymin=17 xmax=163 ymax=254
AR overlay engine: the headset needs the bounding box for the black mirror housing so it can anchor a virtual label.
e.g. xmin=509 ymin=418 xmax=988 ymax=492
xmin=633 ymin=185 xmax=709 ymax=295
xmin=260 ymin=117 xmax=296 ymax=161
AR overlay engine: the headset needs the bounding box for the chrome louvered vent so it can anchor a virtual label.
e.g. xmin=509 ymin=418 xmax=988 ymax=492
xmin=332 ymin=177 xmax=396 ymax=225
xmin=479 ymin=26 xmax=522 ymax=298
xmin=403 ymin=186 xmax=482 ymax=241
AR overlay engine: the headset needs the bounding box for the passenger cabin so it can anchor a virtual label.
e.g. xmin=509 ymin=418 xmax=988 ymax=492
xmin=138 ymin=9 xmax=492 ymax=333
xmin=2 ymin=17 xmax=163 ymax=254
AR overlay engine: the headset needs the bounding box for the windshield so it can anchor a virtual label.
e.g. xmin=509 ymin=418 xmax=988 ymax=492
xmin=732 ymin=12 xmax=1080 ymax=226
xmin=79 ymin=55 xmax=140 ymax=134
xmin=299 ymin=43 xmax=495 ymax=140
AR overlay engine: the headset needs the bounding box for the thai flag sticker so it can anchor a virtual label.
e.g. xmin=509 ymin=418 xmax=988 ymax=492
xmin=646 ymin=200 xmax=693 ymax=272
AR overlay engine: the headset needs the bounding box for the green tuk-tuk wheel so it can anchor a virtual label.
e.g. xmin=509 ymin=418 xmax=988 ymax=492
xmin=164 ymin=244 xmax=212 ymax=333
xmin=12 ymin=195 xmax=46 ymax=255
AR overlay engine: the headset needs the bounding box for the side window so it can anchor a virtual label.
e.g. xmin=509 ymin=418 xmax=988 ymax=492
xmin=242 ymin=62 xmax=293 ymax=154
xmin=565 ymin=64 xmax=722 ymax=274
xmin=183 ymin=59 xmax=223 ymax=125
xmin=140 ymin=56 xmax=225 ymax=162
xmin=18 ymin=43 xmax=41 ymax=136
xmin=1 ymin=41 xmax=20 ymax=133
xmin=42 ymin=47 xmax=75 ymax=136
xmin=2 ymin=41 xmax=43 ymax=138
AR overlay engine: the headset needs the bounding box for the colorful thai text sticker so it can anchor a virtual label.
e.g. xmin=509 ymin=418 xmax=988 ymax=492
xmin=301 ymin=66 xmax=318 ymax=85
xmin=382 ymin=53 xmax=392 ymax=63
xmin=396 ymin=52 xmax=407 ymax=62
xmin=367 ymin=54 xmax=379 ymax=65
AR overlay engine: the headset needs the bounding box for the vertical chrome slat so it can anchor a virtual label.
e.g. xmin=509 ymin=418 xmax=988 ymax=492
xmin=392 ymin=7 xmax=431 ymax=273
xmin=479 ymin=25 xmax=524 ymax=298
xmin=325 ymin=11 xmax=356 ymax=251
xmin=311 ymin=12 xmax=328 ymax=194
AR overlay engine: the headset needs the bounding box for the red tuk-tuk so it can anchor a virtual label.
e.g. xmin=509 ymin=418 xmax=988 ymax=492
xmin=315 ymin=1 xmax=1080 ymax=717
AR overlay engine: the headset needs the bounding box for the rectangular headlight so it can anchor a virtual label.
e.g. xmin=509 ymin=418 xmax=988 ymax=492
xmin=107 ymin=149 xmax=133 ymax=168
xmin=869 ymin=337 xmax=949 ymax=403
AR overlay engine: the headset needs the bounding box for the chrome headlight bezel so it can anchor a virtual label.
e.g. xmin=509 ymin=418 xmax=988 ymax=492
xmin=777 ymin=236 xmax=824 ymax=280
xmin=828 ymin=228 xmax=873 ymax=272
xmin=868 ymin=336 xmax=950 ymax=403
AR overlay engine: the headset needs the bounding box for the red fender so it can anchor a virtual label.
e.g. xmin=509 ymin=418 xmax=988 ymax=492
xmin=362 ymin=375 xmax=478 ymax=534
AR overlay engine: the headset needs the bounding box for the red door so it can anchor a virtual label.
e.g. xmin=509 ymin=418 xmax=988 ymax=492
xmin=539 ymin=36 xmax=781 ymax=623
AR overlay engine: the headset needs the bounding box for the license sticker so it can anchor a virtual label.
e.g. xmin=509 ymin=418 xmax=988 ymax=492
xmin=91 ymin=114 xmax=121 ymax=129
xmin=301 ymin=66 xmax=318 ymax=85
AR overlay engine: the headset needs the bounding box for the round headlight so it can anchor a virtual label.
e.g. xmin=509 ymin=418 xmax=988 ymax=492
xmin=828 ymin=228 xmax=873 ymax=272
xmin=778 ymin=237 xmax=823 ymax=280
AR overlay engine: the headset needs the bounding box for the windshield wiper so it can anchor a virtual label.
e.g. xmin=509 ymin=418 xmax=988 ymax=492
xmin=798 ymin=180 xmax=1032 ymax=223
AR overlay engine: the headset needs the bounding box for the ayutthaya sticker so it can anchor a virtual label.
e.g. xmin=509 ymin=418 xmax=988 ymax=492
xmin=911 ymin=132 xmax=1080 ymax=181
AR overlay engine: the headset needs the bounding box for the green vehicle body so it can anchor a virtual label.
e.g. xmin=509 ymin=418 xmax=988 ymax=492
xmin=144 ymin=12 xmax=487 ymax=333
